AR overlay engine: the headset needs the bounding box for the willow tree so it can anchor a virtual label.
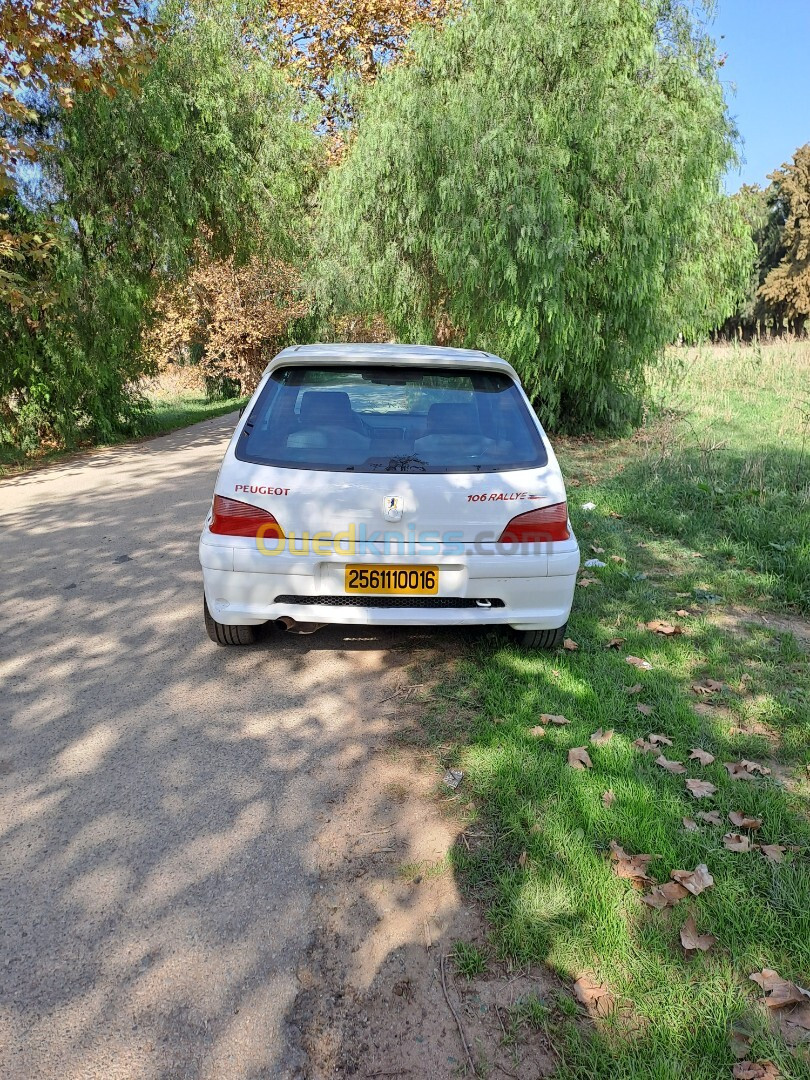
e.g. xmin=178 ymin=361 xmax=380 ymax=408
xmin=320 ymin=0 xmax=753 ymax=431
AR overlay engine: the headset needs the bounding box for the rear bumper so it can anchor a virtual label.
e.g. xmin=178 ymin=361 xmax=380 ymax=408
xmin=199 ymin=534 xmax=579 ymax=631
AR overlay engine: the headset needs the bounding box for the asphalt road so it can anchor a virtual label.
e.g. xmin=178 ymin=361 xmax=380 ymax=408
xmin=0 ymin=414 xmax=421 ymax=1080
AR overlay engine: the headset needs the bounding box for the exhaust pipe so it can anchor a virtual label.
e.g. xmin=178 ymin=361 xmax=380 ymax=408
xmin=276 ymin=616 xmax=327 ymax=635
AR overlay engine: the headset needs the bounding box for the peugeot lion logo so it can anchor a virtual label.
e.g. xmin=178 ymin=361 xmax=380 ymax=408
xmin=383 ymin=495 xmax=404 ymax=522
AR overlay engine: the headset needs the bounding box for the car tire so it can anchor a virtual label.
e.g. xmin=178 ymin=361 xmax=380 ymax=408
xmin=514 ymin=623 xmax=568 ymax=650
xmin=204 ymin=596 xmax=260 ymax=646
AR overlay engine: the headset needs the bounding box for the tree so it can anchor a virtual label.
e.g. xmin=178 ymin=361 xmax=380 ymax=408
xmin=260 ymin=0 xmax=459 ymax=126
xmin=1 ymin=2 xmax=319 ymax=449
xmin=759 ymin=144 xmax=810 ymax=335
xmin=319 ymin=0 xmax=753 ymax=431
xmin=0 ymin=1 xmax=155 ymax=308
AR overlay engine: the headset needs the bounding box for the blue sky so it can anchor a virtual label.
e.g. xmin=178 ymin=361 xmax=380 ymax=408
xmin=712 ymin=0 xmax=810 ymax=192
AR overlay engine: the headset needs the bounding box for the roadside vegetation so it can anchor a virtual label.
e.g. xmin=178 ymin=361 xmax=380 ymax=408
xmin=425 ymin=340 xmax=810 ymax=1078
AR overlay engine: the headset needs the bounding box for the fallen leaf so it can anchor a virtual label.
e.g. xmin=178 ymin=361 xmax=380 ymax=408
xmin=692 ymin=679 xmax=725 ymax=695
xmin=590 ymin=545 xmax=605 ymax=554
xmin=683 ymin=817 xmax=699 ymax=831
xmin=675 ymin=609 xmax=692 ymax=618
xmin=750 ymin=969 xmax=810 ymax=1009
xmin=623 ymin=683 xmax=643 ymax=694
xmin=590 ymin=728 xmax=614 ymax=746
xmin=642 ymin=881 xmax=689 ymax=908
xmin=697 ymin=810 xmax=722 ymax=825
xmin=740 ymin=759 xmax=771 ymax=776
xmin=723 ymin=832 xmax=751 ymax=852
xmin=610 ymin=554 xmax=625 ymax=563
xmin=605 ymin=637 xmax=625 ymax=649
xmin=572 ymin=974 xmax=616 ymax=1018
xmin=568 ymin=747 xmax=593 ymax=770
xmin=724 ymin=762 xmax=758 ymax=781
xmin=518 ymin=850 xmax=528 ymax=867
xmin=686 ymin=778 xmax=717 ymax=798
xmin=563 ymin=638 xmax=579 ymax=651
xmin=608 ymin=510 xmax=622 ymax=519
xmin=760 ymin=844 xmax=786 ymax=864
xmin=689 ymin=748 xmax=715 ymax=766
xmin=633 ymin=738 xmax=656 ymax=754
xmin=648 ymin=733 xmax=673 ymax=746
xmin=529 ymin=725 xmax=546 ymax=737
xmin=671 ymin=864 xmax=714 ymax=896
xmin=656 ymin=755 xmax=687 ymax=775
xmin=636 ymin=703 xmax=653 ymax=716
xmin=540 ymin=713 xmax=570 ymax=726
xmin=646 ymin=620 xmax=684 ymax=636
xmin=729 ymin=811 xmax=763 ymax=830
xmin=680 ymin=912 xmax=716 ymax=952
xmin=602 ymin=790 xmax=616 ymax=808
xmin=733 ymin=1062 xmax=780 ymax=1079
xmin=578 ymin=576 xmax=600 ymax=587
xmin=626 ymin=655 xmax=653 ymax=670
xmin=730 ymin=1024 xmax=753 ymax=1060
xmin=609 ymin=840 xmax=655 ymax=884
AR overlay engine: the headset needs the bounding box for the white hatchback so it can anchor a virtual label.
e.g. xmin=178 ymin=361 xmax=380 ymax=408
xmin=199 ymin=344 xmax=579 ymax=648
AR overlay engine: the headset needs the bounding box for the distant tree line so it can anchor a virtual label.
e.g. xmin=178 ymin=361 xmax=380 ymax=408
xmin=718 ymin=144 xmax=810 ymax=340
xmin=1 ymin=0 xmax=757 ymax=451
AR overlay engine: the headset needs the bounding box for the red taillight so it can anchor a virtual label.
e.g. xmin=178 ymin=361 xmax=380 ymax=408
xmin=209 ymin=495 xmax=284 ymax=538
xmin=498 ymin=501 xmax=570 ymax=543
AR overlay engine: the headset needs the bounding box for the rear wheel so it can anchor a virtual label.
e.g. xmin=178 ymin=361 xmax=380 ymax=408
xmin=513 ymin=623 xmax=568 ymax=650
xmin=204 ymin=596 xmax=260 ymax=646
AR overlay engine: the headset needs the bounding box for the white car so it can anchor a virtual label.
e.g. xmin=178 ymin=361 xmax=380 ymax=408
xmin=199 ymin=344 xmax=579 ymax=648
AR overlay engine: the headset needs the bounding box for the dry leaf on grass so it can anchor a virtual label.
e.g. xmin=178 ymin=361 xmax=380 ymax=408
xmin=518 ymin=850 xmax=528 ymax=868
xmin=642 ymin=881 xmax=689 ymax=909
xmin=568 ymin=747 xmax=593 ymax=770
xmin=760 ymin=844 xmax=786 ymax=864
xmin=675 ymin=609 xmax=692 ymax=618
xmin=636 ymin=703 xmax=654 ymax=716
xmin=572 ymin=974 xmax=616 ymax=1018
xmin=683 ymin=817 xmax=699 ymax=831
xmin=624 ymin=683 xmax=643 ymax=694
xmin=686 ymin=778 xmax=718 ymax=798
xmin=729 ymin=811 xmax=763 ymax=830
xmin=590 ymin=728 xmax=614 ymax=746
xmin=563 ymin=638 xmax=579 ymax=651
xmin=541 ymin=713 xmax=570 ymax=726
xmin=671 ymin=864 xmax=714 ymax=895
xmin=626 ymin=656 xmax=653 ymax=670
xmin=578 ymin=576 xmax=600 ymax=587
xmin=649 ymin=733 xmax=673 ymax=747
xmin=633 ymin=738 xmax=656 ymax=754
xmin=646 ymin=620 xmax=684 ymax=635
xmin=697 ymin=810 xmax=722 ymax=825
xmin=605 ymin=637 xmax=625 ymax=649
xmin=656 ymin=755 xmax=687 ymax=775
xmin=590 ymin=545 xmax=605 ymax=554
xmin=723 ymin=832 xmax=751 ymax=853
xmin=609 ymin=840 xmax=655 ymax=885
xmin=680 ymin=912 xmax=715 ymax=952
xmin=610 ymin=554 xmax=626 ymax=563
xmin=733 ymin=1062 xmax=780 ymax=1079
xmin=692 ymin=679 xmax=725 ymax=695
xmin=602 ymin=790 xmax=616 ymax=808
xmin=730 ymin=1025 xmax=753 ymax=1060
xmin=740 ymin=759 xmax=771 ymax=776
xmin=750 ymin=969 xmax=810 ymax=1009
xmin=529 ymin=725 xmax=546 ymax=738
xmin=725 ymin=762 xmax=757 ymax=781
xmin=689 ymin=748 xmax=715 ymax=766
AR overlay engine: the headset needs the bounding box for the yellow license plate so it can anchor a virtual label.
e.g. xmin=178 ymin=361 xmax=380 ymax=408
xmin=345 ymin=565 xmax=439 ymax=594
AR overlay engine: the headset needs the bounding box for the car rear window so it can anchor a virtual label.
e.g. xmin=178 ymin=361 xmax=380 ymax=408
xmin=236 ymin=365 xmax=547 ymax=474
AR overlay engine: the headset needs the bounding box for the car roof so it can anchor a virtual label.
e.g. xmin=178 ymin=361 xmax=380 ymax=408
xmin=268 ymin=343 xmax=518 ymax=377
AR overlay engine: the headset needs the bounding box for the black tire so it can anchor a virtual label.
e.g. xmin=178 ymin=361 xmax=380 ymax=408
xmin=204 ymin=596 xmax=260 ymax=646
xmin=513 ymin=622 xmax=568 ymax=650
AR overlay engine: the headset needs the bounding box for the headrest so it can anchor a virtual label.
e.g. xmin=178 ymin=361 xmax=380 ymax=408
xmin=299 ymin=390 xmax=354 ymax=426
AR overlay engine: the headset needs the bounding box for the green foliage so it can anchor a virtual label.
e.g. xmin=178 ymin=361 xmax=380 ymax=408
xmin=451 ymin=940 xmax=488 ymax=979
xmin=0 ymin=1 xmax=318 ymax=450
xmin=319 ymin=0 xmax=753 ymax=431
xmin=759 ymin=144 xmax=810 ymax=334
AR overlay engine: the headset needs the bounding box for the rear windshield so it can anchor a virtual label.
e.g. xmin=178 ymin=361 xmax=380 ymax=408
xmin=235 ymin=365 xmax=548 ymax=474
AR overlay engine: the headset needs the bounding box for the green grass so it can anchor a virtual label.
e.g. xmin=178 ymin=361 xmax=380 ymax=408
xmin=451 ymin=940 xmax=489 ymax=979
xmin=426 ymin=341 xmax=810 ymax=1078
xmin=0 ymin=390 xmax=246 ymax=479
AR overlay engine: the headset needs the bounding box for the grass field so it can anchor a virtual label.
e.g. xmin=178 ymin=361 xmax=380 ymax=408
xmin=425 ymin=341 xmax=810 ymax=1078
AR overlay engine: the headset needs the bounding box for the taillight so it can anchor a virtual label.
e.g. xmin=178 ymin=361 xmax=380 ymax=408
xmin=209 ymin=495 xmax=284 ymax=538
xmin=498 ymin=501 xmax=570 ymax=543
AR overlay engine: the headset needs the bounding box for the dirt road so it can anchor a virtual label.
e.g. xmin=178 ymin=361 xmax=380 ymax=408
xmin=0 ymin=415 xmax=465 ymax=1079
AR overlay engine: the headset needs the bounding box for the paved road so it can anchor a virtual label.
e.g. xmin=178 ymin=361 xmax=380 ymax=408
xmin=0 ymin=415 xmax=424 ymax=1080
